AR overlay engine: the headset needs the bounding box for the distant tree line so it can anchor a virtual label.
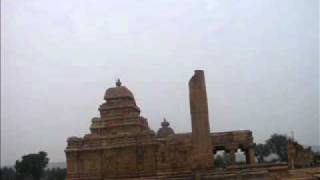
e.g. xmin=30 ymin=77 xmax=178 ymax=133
xmin=0 ymin=151 xmax=66 ymax=180
xmin=256 ymin=134 xmax=289 ymax=163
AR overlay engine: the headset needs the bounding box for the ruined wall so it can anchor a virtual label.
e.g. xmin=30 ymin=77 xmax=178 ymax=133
xmin=288 ymin=139 xmax=315 ymax=169
xmin=189 ymin=70 xmax=213 ymax=169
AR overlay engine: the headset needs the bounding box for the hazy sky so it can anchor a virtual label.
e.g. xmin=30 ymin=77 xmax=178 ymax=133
xmin=1 ymin=0 xmax=319 ymax=166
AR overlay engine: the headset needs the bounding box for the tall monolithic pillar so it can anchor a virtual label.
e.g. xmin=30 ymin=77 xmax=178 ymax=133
xmin=189 ymin=70 xmax=213 ymax=169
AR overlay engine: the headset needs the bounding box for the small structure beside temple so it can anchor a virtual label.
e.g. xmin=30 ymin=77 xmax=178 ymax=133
xmin=65 ymin=70 xmax=257 ymax=179
xmin=288 ymin=138 xmax=318 ymax=169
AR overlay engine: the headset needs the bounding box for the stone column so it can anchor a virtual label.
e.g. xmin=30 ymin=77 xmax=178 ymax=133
xmin=189 ymin=70 xmax=212 ymax=169
xmin=245 ymin=147 xmax=256 ymax=165
xmin=287 ymin=139 xmax=296 ymax=169
xmin=66 ymin=151 xmax=81 ymax=180
xmin=229 ymin=149 xmax=236 ymax=165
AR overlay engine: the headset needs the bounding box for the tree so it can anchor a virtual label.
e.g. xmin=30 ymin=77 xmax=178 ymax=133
xmin=15 ymin=151 xmax=49 ymax=180
xmin=256 ymin=144 xmax=271 ymax=163
xmin=214 ymin=154 xmax=226 ymax=168
xmin=266 ymin=134 xmax=288 ymax=162
xmin=214 ymin=152 xmax=230 ymax=168
xmin=0 ymin=167 xmax=16 ymax=180
xmin=45 ymin=168 xmax=67 ymax=180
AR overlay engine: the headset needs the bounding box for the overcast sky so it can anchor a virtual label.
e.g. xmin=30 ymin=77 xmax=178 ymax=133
xmin=1 ymin=0 xmax=319 ymax=166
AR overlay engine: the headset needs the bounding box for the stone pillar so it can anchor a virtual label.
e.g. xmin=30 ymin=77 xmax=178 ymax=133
xmin=287 ymin=139 xmax=296 ymax=169
xmin=65 ymin=151 xmax=79 ymax=180
xmin=229 ymin=149 xmax=236 ymax=165
xmin=189 ymin=70 xmax=212 ymax=169
xmin=245 ymin=147 xmax=256 ymax=165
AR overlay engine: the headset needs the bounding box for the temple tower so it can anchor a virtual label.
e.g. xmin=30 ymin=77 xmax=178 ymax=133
xmin=189 ymin=70 xmax=213 ymax=169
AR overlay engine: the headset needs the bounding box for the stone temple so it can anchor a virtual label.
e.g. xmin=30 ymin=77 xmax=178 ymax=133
xmin=65 ymin=70 xmax=257 ymax=179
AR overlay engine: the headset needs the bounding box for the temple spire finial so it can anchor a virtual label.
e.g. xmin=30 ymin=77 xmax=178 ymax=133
xmin=161 ymin=118 xmax=169 ymax=127
xmin=116 ymin=78 xmax=122 ymax=87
